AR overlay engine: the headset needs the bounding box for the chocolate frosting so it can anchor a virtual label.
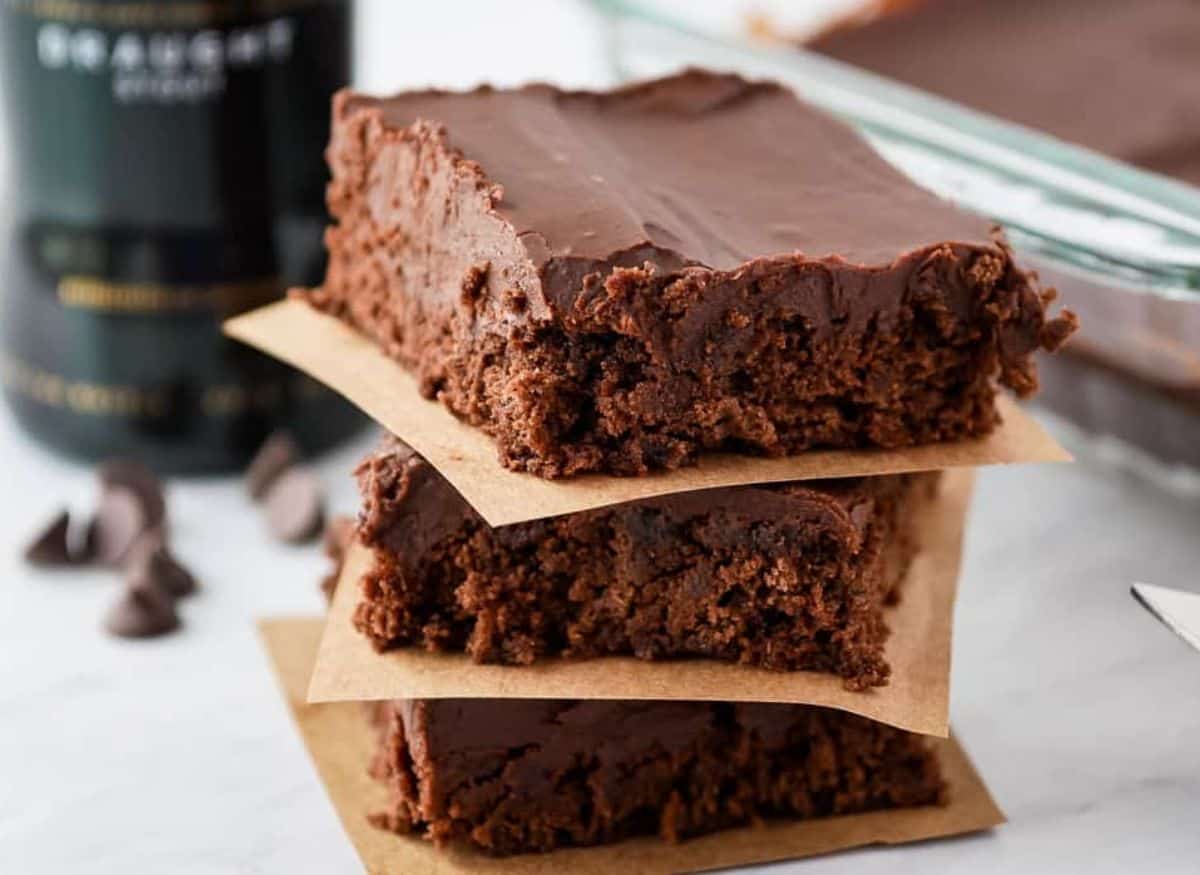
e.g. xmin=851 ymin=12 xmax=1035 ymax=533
xmin=355 ymin=435 xmax=884 ymax=572
xmin=402 ymin=699 xmax=719 ymax=774
xmin=400 ymin=699 xmax=837 ymax=769
xmin=348 ymin=68 xmax=1022 ymax=279
xmin=811 ymin=0 xmax=1200 ymax=185
xmin=348 ymin=69 xmax=1002 ymax=272
xmin=339 ymin=69 xmax=1052 ymax=362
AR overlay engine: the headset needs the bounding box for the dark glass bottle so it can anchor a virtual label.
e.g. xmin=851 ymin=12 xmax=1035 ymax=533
xmin=0 ymin=0 xmax=361 ymax=472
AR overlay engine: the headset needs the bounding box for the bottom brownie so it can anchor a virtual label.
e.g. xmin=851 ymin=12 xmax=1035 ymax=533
xmin=368 ymin=699 xmax=946 ymax=857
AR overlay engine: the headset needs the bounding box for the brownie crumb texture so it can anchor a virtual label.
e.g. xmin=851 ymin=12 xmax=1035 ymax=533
xmin=351 ymin=437 xmax=938 ymax=689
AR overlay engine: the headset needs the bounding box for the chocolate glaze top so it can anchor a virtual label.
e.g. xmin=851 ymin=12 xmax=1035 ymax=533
xmin=397 ymin=699 xmax=839 ymax=780
xmin=811 ymin=0 xmax=1200 ymax=185
xmin=355 ymin=436 xmax=896 ymax=564
xmin=345 ymin=69 xmax=1001 ymax=273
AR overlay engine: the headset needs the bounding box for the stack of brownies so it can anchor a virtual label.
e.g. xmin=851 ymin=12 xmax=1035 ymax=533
xmin=250 ymin=70 xmax=1076 ymax=869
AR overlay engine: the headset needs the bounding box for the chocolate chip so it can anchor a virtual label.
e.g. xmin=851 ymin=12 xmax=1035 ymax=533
xmin=128 ymin=536 xmax=197 ymax=598
xmin=323 ymin=514 xmax=356 ymax=559
xmin=264 ymin=466 xmax=325 ymax=543
xmin=98 ymin=459 xmax=166 ymax=530
xmin=24 ymin=509 xmax=75 ymax=566
xmin=319 ymin=515 xmax=356 ymax=602
xmin=319 ymin=569 xmax=338 ymax=604
xmin=88 ymin=487 xmax=148 ymax=567
xmin=103 ymin=575 xmax=179 ymax=639
xmin=245 ymin=431 xmax=300 ymax=500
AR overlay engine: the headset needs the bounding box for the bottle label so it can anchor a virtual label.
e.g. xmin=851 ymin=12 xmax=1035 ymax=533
xmin=0 ymin=0 xmax=354 ymax=466
xmin=29 ymin=8 xmax=297 ymax=103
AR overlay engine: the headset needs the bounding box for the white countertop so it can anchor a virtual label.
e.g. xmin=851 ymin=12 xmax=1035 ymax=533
xmin=2 ymin=2 xmax=1199 ymax=872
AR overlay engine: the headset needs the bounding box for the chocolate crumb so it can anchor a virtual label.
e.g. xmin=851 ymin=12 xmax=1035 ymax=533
xmin=1040 ymin=308 xmax=1080 ymax=352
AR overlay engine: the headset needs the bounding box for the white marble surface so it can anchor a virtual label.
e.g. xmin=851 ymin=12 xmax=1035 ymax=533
xmin=2 ymin=2 xmax=1200 ymax=872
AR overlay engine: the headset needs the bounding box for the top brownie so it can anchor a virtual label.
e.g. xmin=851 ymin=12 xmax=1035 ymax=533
xmin=304 ymin=69 xmax=1075 ymax=478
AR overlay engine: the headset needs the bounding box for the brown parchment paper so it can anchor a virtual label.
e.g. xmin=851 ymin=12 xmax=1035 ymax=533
xmin=225 ymin=299 xmax=1068 ymax=528
xmin=306 ymin=468 xmax=974 ymax=737
xmin=260 ymin=618 xmax=1005 ymax=875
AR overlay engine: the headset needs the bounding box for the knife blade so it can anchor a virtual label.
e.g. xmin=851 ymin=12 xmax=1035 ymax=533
xmin=1131 ymin=583 xmax=1200 ymax=653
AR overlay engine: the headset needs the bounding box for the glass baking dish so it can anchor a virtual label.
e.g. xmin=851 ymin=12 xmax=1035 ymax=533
xmin=587 ymin=0 xmax=1200 ymax=472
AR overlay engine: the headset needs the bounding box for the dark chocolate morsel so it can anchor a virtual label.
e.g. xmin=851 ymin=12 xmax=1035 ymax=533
xmin=98 ymin=459 xmax=166 ymax=530
xmin=88 ymin=488 xmax=148 ymax=567
xmin=245 ymin=431 xmax=301 ymax=500
xmin=319 ymin=569 xmax=338 ymax=604
xmin=323 ymin=514 xmax=356 ymax=559
xmin=319 ymin=514 xmax=356 ymax=602
xmin=128 ymin=537 xmax=197 ymax=598
xmin=264 ymin=466 xmax=325 ymax=543
xmin=24 ymin=509 xmax=74 ymax=566
xmin=103 ymin=576 xmax=180 ymax=639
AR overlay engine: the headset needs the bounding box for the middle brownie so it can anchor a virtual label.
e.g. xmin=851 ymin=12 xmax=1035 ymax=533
xmin=352 ymin=437 xmax=938 ymax=689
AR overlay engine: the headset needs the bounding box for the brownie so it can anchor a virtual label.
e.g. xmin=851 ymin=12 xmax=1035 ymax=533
xmin=352 ymin=436 xmax=938 ymax=689
xmin=368 ymin=698 xmax=946 ymax=856
xmin=301 ymin=69 xmax=1075 ymax=478
xmin=810 ymin=0 xmax=1200 ymax=185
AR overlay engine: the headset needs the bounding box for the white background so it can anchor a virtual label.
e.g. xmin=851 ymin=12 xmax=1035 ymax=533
xmin=2 ymin=2 xmax=1200 ymax=873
